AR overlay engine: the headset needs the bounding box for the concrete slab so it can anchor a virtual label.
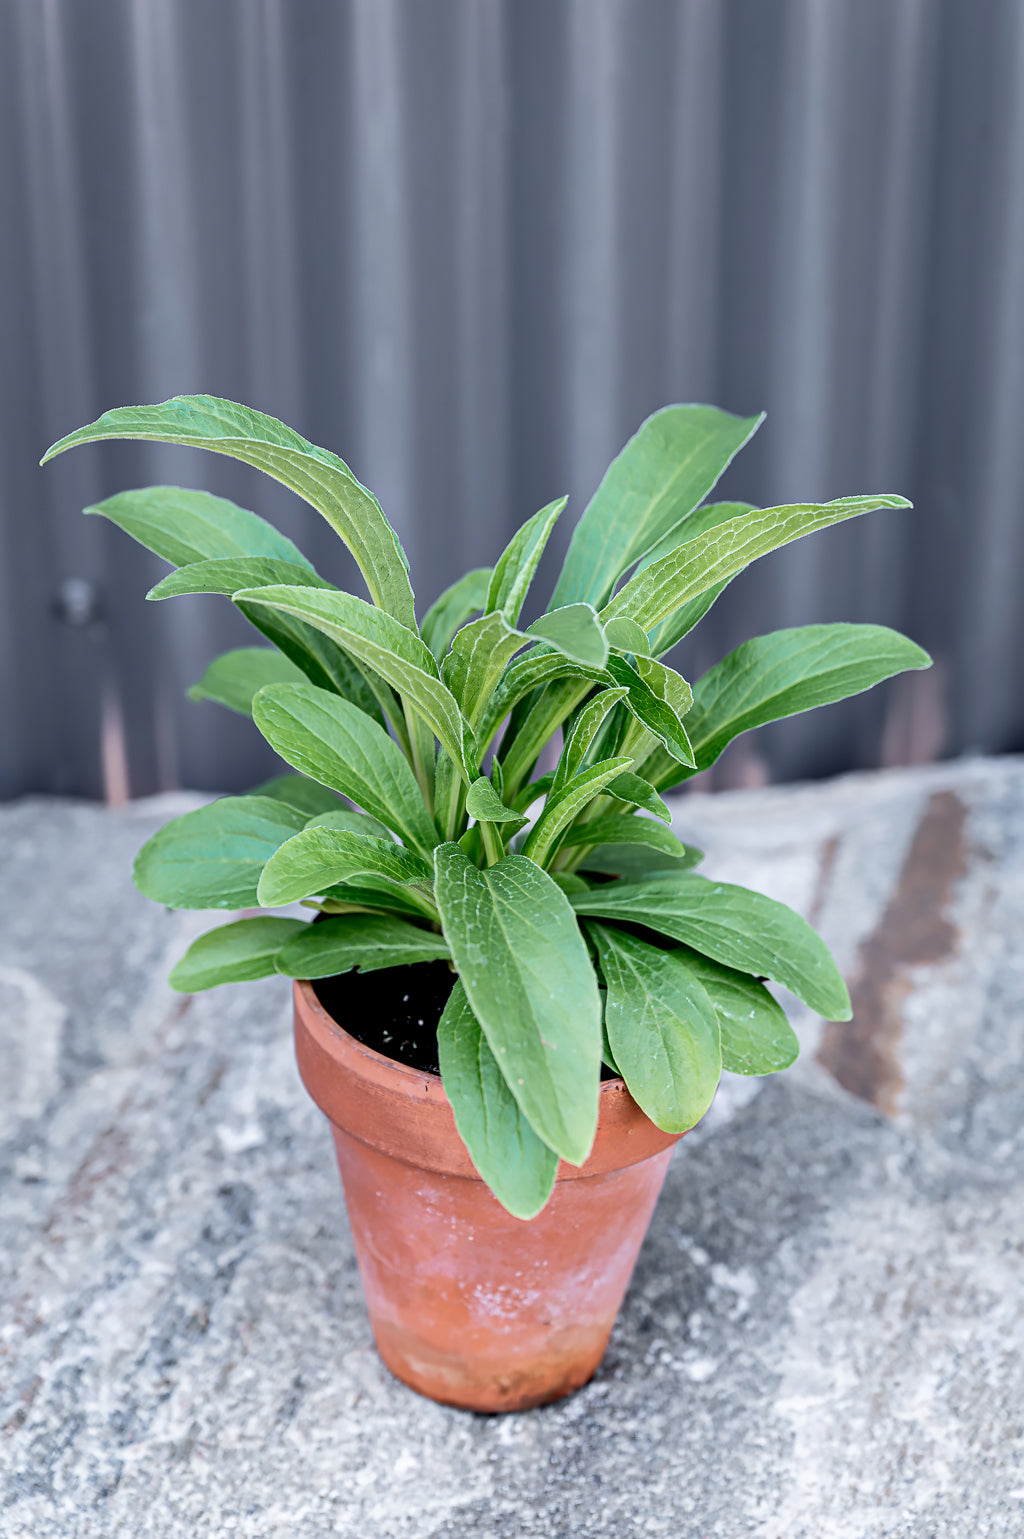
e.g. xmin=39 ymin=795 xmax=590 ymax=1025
xmin=1 ymin=760 xmax=1022 ymax=1537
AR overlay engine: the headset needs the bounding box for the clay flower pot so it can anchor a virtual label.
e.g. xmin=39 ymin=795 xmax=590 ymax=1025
xmin=293 ymin=978 xmax=683 ymax=1413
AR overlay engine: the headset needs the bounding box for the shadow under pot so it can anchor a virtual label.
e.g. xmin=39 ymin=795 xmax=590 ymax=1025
xmin=293 ymin=973 xmax=683 ymax=1414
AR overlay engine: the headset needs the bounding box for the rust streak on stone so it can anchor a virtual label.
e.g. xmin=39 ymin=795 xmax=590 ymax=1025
xmin=818 ymin=789 xmax=968 ymax=1114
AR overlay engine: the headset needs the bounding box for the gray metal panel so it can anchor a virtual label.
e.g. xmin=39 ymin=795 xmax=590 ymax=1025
xmin=2 ymin=0 xmax=1021 ymax=799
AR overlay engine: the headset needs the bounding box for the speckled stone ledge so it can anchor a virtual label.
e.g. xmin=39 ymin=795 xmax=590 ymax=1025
xmin=1 ymin=759 xmax=1022 ymax=1538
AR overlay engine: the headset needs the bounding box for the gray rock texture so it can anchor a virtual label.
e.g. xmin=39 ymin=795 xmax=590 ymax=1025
xmin=1 ymin=760 xmax=1023 ymax=1537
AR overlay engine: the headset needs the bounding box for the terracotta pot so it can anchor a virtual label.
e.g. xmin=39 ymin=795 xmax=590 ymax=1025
xmin=293 ymin=978 xmax=682 ymax=1413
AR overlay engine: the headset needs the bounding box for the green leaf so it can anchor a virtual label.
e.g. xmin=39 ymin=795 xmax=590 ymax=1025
xmin=441 ymin=611 xmax=526 ymax=732
xmin=682 ymin=953 xmax=799 ymax=1075
xmin=559 ymin=814 xmax=693 ymax=859
xmin=476 ymin=651 xmax=602 ymax=753
xmin=486 ymin=496 xmax=567 ymax=624
xmin=276 ymin=913 xmax=450 ymax=978
xmin=521 ymin=757 xmax=634 ymax=867
xmin=605 ymin=655 xmax=695 ymax=767
xmin=588 ymin=924 xmax=721 ymax=1133
xmin=673 ymin=623 xmax=933 ymax=781
xmin=145 ymin=554 xmax=391 ymax=725
xmin=465 ymin=777 xmax=528 ymax=830
xmin=437 ymin=980 xmax=559 ymax=1219
xmin=250 ymin=774 xmax=344 ymax=817
xmin=605 ymin=770 xmax=672 ymax=823
xmin=420 ymin=568 xmax=491 ymax=661
xmin=188 ymin=647 xmax=307 ymax=716
xmin=257 ymin=827 xmax=432 ymax=907
xmin=134 ymin=795 xmax=306 ymax=909
xmin=579 ymin=844 xmax=704 ymax=881
xmin=553 ymin=688 xmax=629 ymax=791
xmin=237 ymin=585 xmax=475 ymax=779
xmin=552 ymin=405 xmax=764 ymax=609
xmin=604 ymin=617 xmax=651 ymax=655
xmin=303 ymin=808 xmax=394 ymax=840
xmin=647 ymin=502 xmax=754 ymax=654
xmin=251 ymin=683 xmax=437 ymax=856
xmin=148 ymin=556 xmax=332 ymax=602
xmin=602 ymin=495 xmax=913 ymax=633
xmin=525 ymin=604 xmax=609 ymax=669
xmin=169 ymin=916 xmax=306 ymax=991
xmin=83 ymin=485 xmax=313 ymax=570
xmin=572 ymin=873 xmax=851 ymax=1019
xmin=433 ymin=844 xmax=602 ymax=1164
xmin=44 ymin=395 xmax=417 ymax=625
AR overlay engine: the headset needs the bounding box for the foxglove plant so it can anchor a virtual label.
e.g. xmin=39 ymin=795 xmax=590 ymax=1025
xmin=44 ymin=398 xmax=928 ymax=1217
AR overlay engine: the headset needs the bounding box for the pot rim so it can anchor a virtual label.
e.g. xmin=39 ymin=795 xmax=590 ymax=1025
xmin=293 ymin=976 xmax=682 ymax=1180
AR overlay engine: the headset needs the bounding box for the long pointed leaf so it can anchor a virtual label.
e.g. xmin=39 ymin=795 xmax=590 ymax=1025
xmin=433 ymin=844 xmax=601 ymax=1164
xmin=553 ymin=687 xmax=629 ymax=791
xmin=420 ymin=567 xmax=491 ymax=660
xmin=236 ymin=585 xmax=475 ymax=779
xmin=44 ymin=395 xmax=417 ymax=624
xmin=276 ymin=914 xmax=450 ymax=977
xmin=486 ymin=496 xmax=567 ymax=624
xmin=559 ymin=814 xmax=693 ymax=859
xmin=441 ymin=611 xmax=527 ymax=731
xmin=674 ymin=623 xmax=933 ymax=780
xmin=84 ymin=485 xmax=313 ymax=570
xmin=553 ymin=405 xmax=764 ymax=609
xmin=251 ymin=682 xmax=437 ymax=855
xmin=520 ymin=757 xmax=634 ymax=866
xmin=573 ymin=873 xmax=851 ymax=1019
xmin=602 ymin=495 xmax=912 ymax=632
xmin=437 ymin=980 xmax=559 ymax=1219
xmin=169 ymin=916 xmax=306 ymax=991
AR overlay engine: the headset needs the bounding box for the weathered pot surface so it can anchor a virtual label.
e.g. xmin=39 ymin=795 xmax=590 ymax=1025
xmin=293 ymin=977 xmax=683 ymax=1413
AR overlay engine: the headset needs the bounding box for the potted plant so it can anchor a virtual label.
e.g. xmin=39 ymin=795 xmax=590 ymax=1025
xmin=43 ymin=397 xmax=928 ymax=1411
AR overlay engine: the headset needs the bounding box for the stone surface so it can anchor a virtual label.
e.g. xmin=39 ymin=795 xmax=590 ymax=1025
xmin=1 ymin=760 xmax=1023 ymax=1537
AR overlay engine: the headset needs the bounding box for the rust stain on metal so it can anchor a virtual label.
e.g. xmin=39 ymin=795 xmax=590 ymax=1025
xmin=818 ymin=789 xmax=968 ymax=1114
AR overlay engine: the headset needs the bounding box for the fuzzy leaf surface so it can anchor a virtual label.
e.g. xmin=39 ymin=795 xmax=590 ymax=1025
xmin=169 ymin=917 xmax=306 ymax=991
xmin=84 ymin=485 xmax=313 ymax=570
xmin=603 ymin=495 xmax=913 ymax=633
xmin=44 ymin=395 xmax=416 ymax=624
xmin=237 ymin=585 xmax=474 ymax=778
xmin=433 ymin=844 xmax=601 ymax=1164
xmin=579 ymin=844 xmax=704 ymax=880
xmin=552 ymin=405 xmax=764 ymax=609
xmin=675 ymin=623 xmax=933 ymax=778
xmin=252 ymin=683 xmax=437 ymax=855
xmin=257 ymin=828 xmax=432 ymax=907
xmin=588 ymin=924 xmax=721 ymax=1133
xmin=133 ymin=795 xmax=306 ymax=909
xmin=437 ymin=980 xmax=559 ymax=1219
xmin=554 ymin=688 xmax=629 ymax=791
xmin=276 ymin=914 xmax=450 ymax=978
xmin=520 ymin=757 xmax=634 ymax=867
xmin=441 ymin=611 xmax=526 ymax=731
xmin=420 ymin=568 xmax=491 ymax=660
xmin=573 ymin=873 xmax=851 ymax=1019
xmin=486 ymin=497 xmax=566 ymax=624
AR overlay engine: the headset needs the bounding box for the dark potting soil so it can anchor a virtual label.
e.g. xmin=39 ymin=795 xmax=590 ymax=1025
xmin=313 ymin=960 xmax=620 ymax=1083
xmin=313 ymin=959 xmax=456 ymax=1075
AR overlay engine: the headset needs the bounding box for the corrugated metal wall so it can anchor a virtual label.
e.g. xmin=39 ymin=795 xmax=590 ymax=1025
xmin=3 ymin=0 xmax=1023 ymax=801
